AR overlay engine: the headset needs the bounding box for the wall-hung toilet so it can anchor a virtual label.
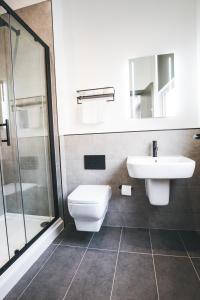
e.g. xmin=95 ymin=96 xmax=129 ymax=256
xmin=68 ymin=185 xmax=112 ymax=232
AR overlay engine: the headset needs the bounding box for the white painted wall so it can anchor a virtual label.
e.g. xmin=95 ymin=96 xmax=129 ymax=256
xmin=197 ymin=0 xmax=200 ymax=123
xmin=52 ymin=0 xmax=200 ymax=135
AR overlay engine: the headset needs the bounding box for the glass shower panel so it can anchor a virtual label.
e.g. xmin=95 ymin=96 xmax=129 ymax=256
xmin=10 ymin=16 xmax=55 ymax=242
xmin=0 ymin=171 xmax=9 ymax=269
xmin=0 ymin=12 xmax=26 ymax=257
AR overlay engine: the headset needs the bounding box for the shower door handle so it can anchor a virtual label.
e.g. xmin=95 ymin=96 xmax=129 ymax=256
xmin=0 ymin=119 xmax=11 ymax=146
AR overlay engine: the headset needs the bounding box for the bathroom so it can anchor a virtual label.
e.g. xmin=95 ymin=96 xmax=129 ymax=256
xmin=0 ymin=0 xmax=200 ymax=299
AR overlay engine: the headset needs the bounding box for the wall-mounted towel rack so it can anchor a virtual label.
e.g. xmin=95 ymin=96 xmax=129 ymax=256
xmin=77 ymin=87 xmax=115 ymax=104
xmin=15 ymin=96 xmax=46 ymax=108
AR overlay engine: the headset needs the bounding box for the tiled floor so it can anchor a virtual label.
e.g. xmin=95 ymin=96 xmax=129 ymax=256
xmin=5 ymin=226 xmax=200 ymax=300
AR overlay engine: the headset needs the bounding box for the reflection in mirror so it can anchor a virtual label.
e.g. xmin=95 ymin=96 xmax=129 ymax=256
xmin=129 ymin=53 xmax=175 ymax=119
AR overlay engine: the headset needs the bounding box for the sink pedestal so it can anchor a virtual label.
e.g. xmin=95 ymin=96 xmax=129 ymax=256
xmin=145 ymin=179 xmax=170 ymax=206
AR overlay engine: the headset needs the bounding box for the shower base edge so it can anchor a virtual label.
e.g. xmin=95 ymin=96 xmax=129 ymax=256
xmin=0 ymin=217 xmax=64 ymax=300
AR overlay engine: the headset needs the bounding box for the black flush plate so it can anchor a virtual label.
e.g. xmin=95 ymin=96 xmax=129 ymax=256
xmin=84 ymin=155 xmax=106 ymax=170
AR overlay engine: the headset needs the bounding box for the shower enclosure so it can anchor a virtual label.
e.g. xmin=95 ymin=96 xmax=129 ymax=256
xmin=0 ymin=1 xmax=58 ymax=274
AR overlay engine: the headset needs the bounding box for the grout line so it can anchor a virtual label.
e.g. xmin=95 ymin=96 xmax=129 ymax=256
xmin=102 ymin=224 xmax=200 ymax=232
xmin=62 ymin=232 xmax=95 ymax=300
xmin=17 ymin=241 xmax=62 ymax=300
xmin=119 ymin=250 xmax=188 ymax=258
xmin=178 ymin=232 xmax=200 ymax=281
xmin=53 ymin=243 xmax=189 ymax=258
xmin=120 ymin=250 xmax=152 ymax=256
xmin=153 ymin=253 xmax=188 ymax=259
xmin=149 ymin=229 xmax=160 ymax=300
xmin=52 ymin=244 xmax=190 ymax=259
xmin=58 ymin=243 xmax=87 ymax=249
xmin=89 ymin=247 xmax=117 ymax=253
xmin=110 ymin=227 xmax=123 ymax=300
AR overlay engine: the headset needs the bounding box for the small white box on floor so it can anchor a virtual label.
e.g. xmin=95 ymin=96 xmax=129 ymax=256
xmin=121 ymin=185 xmax=132 ymax=196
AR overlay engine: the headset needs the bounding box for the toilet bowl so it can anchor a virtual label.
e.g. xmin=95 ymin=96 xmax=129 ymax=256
xmin=68 ymin=185 xmax=112 ymax=232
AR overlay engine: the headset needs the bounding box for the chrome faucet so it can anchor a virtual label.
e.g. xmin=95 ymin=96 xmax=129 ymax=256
xmin=152 ymin=141 xmax=158 ymax=157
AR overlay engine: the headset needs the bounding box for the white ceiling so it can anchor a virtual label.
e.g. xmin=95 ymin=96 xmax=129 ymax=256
xmin=4 ymin=0 xmax=47 ymax=10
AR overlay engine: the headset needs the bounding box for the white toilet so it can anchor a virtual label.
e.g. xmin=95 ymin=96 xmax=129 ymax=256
xmin=68 ymin=185 xmax=112 ymax=232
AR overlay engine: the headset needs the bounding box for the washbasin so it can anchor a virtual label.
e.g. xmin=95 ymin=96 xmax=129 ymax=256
xmin=127 ymin=156 xmax=195 ymax=179
xmin=127 ymin=156 xmax=195 ymax=206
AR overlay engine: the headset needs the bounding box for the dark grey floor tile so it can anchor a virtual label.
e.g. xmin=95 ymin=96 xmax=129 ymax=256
xmin=112 ymin=252 xmax=157 ymax=300
xmin=122 ymin=212 xmax=151 ymax=228
xmin=5 ymin=244 xmax=57 ymax=300
xmin=19 ymin=246 xmax=85 ymax=300
xmin=179 ymin=231 xmax=200 ymax=257
xmin=89 ymin=226 xmax=121 ymax=251
xmin=60 ymin=224 xmax=93 ymax=247
xmin=149 ymin=211 xmax=200 ymax=231
xmin=103 ymin=211 xmax=124 ymax=227
xmin=66 ymin=249 xmax=117 ymax=300
xmin=191 ymin=258 xmax=200 ymax=277
xmin=154 ymin=256 xmax=200 ymax=300
xmin=108 ymin=193 xmax=147 ymax=213
xmin=120 ymin=228 xmax=151 ymax=253
xmin=150 ymin=229 xmax=186 ymax=256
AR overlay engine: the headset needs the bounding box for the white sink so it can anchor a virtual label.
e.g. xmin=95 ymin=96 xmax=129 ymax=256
xmin=127 ymin=156 xmax=195 ymax=206
xmin=127 ymin=156 xmax=195 ymax=179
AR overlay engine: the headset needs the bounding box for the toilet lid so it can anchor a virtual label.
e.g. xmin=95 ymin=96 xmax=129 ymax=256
xmin=68 ymin=185 xmax=111 ymax=204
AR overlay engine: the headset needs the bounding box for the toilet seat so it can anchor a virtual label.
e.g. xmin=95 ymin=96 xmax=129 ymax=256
xmin=68 ymin=185 xmax=112 ymax=232
xmin=68 ymin=185 xmax=111 ymax=204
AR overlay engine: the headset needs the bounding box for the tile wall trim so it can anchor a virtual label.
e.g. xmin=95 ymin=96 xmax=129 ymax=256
xmin=63 ymin=127 xmax=200 ymax=137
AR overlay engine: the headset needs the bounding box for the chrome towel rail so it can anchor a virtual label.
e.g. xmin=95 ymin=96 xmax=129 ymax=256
xmin=77 ymin=87 xmax=115 ymax=104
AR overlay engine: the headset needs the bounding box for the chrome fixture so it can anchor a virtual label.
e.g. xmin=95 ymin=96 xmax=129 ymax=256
xmin=77 ymin=87 xmax=115 ymax=104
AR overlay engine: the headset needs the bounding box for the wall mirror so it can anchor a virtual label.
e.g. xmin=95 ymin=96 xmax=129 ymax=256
xmin=129 ymin=54 xmax=175 ymax=119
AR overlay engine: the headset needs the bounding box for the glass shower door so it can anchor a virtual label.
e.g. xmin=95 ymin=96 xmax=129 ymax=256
xmin=0 ymin=1 xmax=56 ymax=272
xmin=0 ymin=12 xmax=26 ymax=259
xmin=10 ymin=16 xmax=55 ymax=242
